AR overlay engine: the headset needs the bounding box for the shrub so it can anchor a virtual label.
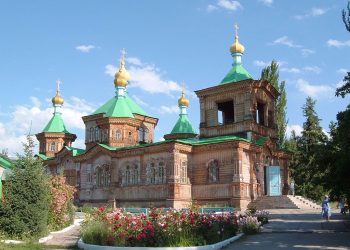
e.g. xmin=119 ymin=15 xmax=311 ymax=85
xmin=0 ymin=136 xmax=51 ymax=238
xmin=48 ymin=174 xmax=76 ymax=231
xmin=238 ymin=215 xmax=261 ymax=235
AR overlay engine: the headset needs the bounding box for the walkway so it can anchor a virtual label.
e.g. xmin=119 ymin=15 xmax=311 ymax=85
xmin=43 ymin=213 xmax=83 ymax=249
xmin=224 ymin=209 xmax=350 ymax=250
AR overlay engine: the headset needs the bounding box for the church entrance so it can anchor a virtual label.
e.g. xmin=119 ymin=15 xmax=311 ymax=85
xmin=266 ymin=166 xmax=281 ymax=196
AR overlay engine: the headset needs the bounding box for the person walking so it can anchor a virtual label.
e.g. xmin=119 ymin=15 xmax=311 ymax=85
xmin=290 ymin=181 xmax=295 ymax=196
xmin=338 ymin=196 xmax=346 ymax=215
xmin=322 ymin=195 xmax=331 ymax=221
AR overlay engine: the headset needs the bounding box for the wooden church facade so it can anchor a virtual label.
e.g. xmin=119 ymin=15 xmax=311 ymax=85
xmin=37 ymin=30 xmax=290 ymax=210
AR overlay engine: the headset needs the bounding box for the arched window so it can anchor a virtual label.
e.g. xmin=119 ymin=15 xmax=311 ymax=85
xmin=126 ymin=165 xmax=131 ymax=185
xmin=90 ymin=127 xmax=94 ymax=142
xmin=158 ymin=162 xmax=166 ymax=184
xmin=95 ymin=127 xmax=99 ymax=142
xmin=116 ymin=129 xmax=122 ymax=141
xmin=139 ymin=126 xmax=149 ymax=143
xmin=95 ymin=165 xmax=111 ymax=188
xmin=128 ymin=132 xmax=133 ymax=142
xmin=208 ymin=160 xmax=219 ymax=183
xmin=147 ymin=163 xmax=156 ymax=184
xmin=50 ymin=142 xmax=56 ymax=151
xmin=132 ymin=164 xmax=139 ymax=185
xmin=96 ymin=167 xmax=102 ymax=187
xmin=102 ymin=129 xmax=108 ymax=142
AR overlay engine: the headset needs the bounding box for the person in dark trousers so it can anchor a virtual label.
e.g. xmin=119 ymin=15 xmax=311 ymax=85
xmin=338 ymin=196 xmax=346 ymax=215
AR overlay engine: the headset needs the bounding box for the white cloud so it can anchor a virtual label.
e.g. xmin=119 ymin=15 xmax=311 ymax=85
xmin=217 ymin=0 xmax=242 ymax=11
xmin=311 ymin=7 xmax=327 ymax=17
xmin=294 ymin=7 xmax=328 ymax=20
xmin=258 ymin=0 xmax=273 ymax=6
xmin=207 ymin=4 xmax=218 ymax=12
xmin=207 ymin=0 xmax=242 ymax=12
xmin=75 ymin=45 xmax=95 ymax=53
xmin=337 ymin=68 xmax=349 ymax=75
xmin=286 ymin=124 xmax=303 ymax=138
xmin=253 ymin=60 xmax=270 ymax=67
xmin=159 ymin=105 xmax=179 ymax=114
xmin=131 ymin=95 xmax=148 ymax=107
xmin=327 ymin=39 xmax=350 ymax=48
xmin=301 ymin=48 xmax=315 ymax=57
xmin=126 ymin=57 xmax=142 ymax=66
xmin=0 ymin=96 xmax=96 ymax=156
xmin=281 ymin=67 xmax=301 ymax=74
xmin=271 ymin=36 xmax=302 ymax=48
xmin=303 ymin=66 xmax=321 ymax=74
xmin=105 ymin=64 xmax=118 ymax=77
xmin=253 ymin=60 xmax=287 ymax=68
xmin=105 ymin=59 xmax=182 ymax=96
xmin=296 ymin=79 xmax=334 ymax=98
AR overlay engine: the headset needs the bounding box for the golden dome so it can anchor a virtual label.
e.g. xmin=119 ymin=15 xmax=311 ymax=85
xmin=114 ymin=49 xmax=130 ymax=87
xmin=178 ymin=86 xmax=189 ymax=107
xmin=230 ymin=24 xmax=245 ymax=54
xmin=52 ymin=94 xmax=64 ymax=105
xmin=52 ymin=80 xmax=64 ymax=105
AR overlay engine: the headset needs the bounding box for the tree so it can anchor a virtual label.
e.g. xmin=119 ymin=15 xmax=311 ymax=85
xmin=0 ymin=136 xmax=51 ymax=238
xmin=290 ymin=97 xmax=327 ymax=201
xmin=261 ymin=60 xmax=288 ymax=148
xmin=336 ymin=72 xmax=350 ymax=98
xmin=343 ymin=1 xmax=350 ymax=32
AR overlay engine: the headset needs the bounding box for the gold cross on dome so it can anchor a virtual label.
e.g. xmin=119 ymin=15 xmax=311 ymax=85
xmin=56 ymin=79 xmax=62 ymax=92
xmin=120 ymin=48 xmax=127 ymax=66
xmin=234 ymin=23 xmax=239 ymax=37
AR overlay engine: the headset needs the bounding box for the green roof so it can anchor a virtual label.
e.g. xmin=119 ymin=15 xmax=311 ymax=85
xmin=37 ymin=153 xmax=54 ymax=161
xmin=0 ymin=156 xmax=12 ymax=169
xmin=176 ymin=135 xmax=250 ymax=145
xmin=93 ymin=94 xmax=148 ymax=118
xmin=170 ymin=114 xmax=197 ymax=134
xmin=64 ymin=146 xmax=85 ymax=156
xmin=43 ymin=113 xmax=70 ymax=133
xmin=220 ymin=63 xmax=253 ymax=85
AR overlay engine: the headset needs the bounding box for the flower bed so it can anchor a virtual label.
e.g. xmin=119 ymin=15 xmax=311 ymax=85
xmin=81 ymin=208 xmax=268 ymax=248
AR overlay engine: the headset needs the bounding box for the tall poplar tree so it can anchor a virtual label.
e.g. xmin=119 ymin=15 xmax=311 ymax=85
xmin=261 ymin=60 xmax=287 ymax=148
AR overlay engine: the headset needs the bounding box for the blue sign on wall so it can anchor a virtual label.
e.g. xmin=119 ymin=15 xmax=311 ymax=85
xmin=267 ymin=166 xmax=281 ymax=196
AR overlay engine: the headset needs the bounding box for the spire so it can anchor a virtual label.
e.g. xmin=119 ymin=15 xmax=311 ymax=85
xmin=51 ymin=80 xmax=64 ymax=113
xmin=219 ymin=23 xmax=253 ymax=85
xmin=178 ymin=83 xmax=189 ymax=113
xmin=114 ymin=48 xmax=130 ymax=91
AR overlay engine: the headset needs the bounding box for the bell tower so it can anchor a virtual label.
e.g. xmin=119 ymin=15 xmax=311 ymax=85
xmin=36 ymin=80 xmax=76 ymax=158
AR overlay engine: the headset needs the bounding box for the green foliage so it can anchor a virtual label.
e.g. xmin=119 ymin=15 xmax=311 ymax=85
xmin=335 ymin=72 xmax=350 ymax=98
xmin=81 ymin=220 xmax=112 ymax=246
xmin=289 ymin=97 xmax=328 ymax=201
xmin=343 ymin=1 xmax=350 ymax=32
xmin=261 ymin=60 xmax=288 ymax=148
xmin=47 ymin=174 xmax=76 ymax=231
xmin=0 ymin=136 xmax=51 ymax=238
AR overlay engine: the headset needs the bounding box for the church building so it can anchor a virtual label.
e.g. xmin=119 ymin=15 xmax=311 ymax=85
xmin=36 ymin=28 xmax=290 ymax=210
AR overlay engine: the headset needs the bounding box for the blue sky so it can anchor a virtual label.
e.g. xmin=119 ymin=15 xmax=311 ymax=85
xmin=0 ymin=0 xmax=349 ymax=156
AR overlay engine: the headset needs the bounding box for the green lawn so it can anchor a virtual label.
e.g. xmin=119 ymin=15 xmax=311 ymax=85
xmin=0 ymin=243 xmax=79 ymax=250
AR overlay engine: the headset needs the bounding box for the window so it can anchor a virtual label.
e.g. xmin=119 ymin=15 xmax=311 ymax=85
xmin=139 ymin=126 xmax=149 ymax=143
xmin=90 ymin=127 xmax=94 ymax=142
xmin=147 ymin=162 xmax=166 ymax=184
xmin=217 ymin=100 xmax=234 ymax=125
xmin=180 ymin=161 xmax=187 ymax=183
xmin=95 ymin=127 xmax=100 ymax=142
xmin=102 ymin=129 xmax=108 ymax=142
xmin=256 ymin=102 xmax=265 ymax=125
xmin=50 ymin=142 xmax=56 ymax=151
xmin=116 ymin=129 xmax=122 ymax=141
xmin=122 ymin=163 xmax=140 ymax=186
xmin=208 ymin=160 xmax=219 ymax=183
xmin=128 ymin=132 xmax=132 ymax=142
xmin=95 ymin=165 xmax=111 ymax=188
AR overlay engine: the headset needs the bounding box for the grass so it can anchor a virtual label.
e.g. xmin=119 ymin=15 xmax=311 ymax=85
xmin=0 ymin=242 xmax=79 ymax=250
